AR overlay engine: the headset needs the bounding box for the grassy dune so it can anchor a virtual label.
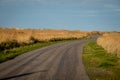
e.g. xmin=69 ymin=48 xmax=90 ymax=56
xmin=97 ymin=32 xmax=120 ymax=57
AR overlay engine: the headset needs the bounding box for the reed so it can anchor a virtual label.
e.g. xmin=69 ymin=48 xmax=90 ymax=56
xmin=0 ymin=28 xmax=88 ymax=50
xmin=97 ymin=32 xmax=120 ymax=57
xmin=0 ymin=28 xmax=88 ymax=43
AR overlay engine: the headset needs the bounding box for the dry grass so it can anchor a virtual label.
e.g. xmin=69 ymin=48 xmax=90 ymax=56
xmin=0 ymin=28 xmax=88 ymax=44
xmin=97 ymin=32 xmax=120 ymax=57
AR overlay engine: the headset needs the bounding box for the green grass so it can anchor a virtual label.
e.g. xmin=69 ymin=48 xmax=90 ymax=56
xmin=83 ymin=42 xmax=120 ymax=80
xmin=0 ymin=37 xmax=90 ymax=63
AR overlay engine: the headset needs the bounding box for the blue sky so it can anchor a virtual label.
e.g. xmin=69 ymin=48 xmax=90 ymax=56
xmin=0 ymin=0 xmax=120 ymax=31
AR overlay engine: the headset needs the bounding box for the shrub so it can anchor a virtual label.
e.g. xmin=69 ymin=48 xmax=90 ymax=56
xmin=0 ymin=40 xmax=20 ymax=51
xmin=29 ymin=36 xmax=40 ymax=44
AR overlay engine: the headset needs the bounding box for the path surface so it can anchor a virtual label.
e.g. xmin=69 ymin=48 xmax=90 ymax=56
xmin=0 ymin=36 xmax=98 ymax=80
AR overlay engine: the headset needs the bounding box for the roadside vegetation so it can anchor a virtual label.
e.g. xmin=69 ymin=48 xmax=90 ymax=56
xmin=83 ymin=42 xmax=120 ymax=80
xmin=0 ymin=28 xmax=92 ymax=63
xmin=97 ymin=32 xmax=120 ymax=57
xmin=0 ymin=28 xmax=89 ymax=50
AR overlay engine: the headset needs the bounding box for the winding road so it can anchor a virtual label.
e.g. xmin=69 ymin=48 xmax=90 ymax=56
xmin=0 ymin=36 xmax=98 ymax=80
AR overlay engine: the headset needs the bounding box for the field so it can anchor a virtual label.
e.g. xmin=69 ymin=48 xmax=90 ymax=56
xmin=0 ymin=28 xmax=88 ymax=43
xmin=97 ymin=32 xmax=120 ymax=57
xmin=0 ymin=28 xmax=90 ymax=51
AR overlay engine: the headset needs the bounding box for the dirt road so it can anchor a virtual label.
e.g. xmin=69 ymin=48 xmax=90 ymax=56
xmin=0 ymin=36 xmax=98 ymax=80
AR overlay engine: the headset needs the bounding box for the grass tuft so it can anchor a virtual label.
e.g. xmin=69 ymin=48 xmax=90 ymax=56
xmin=98 ymin=61 xmax=114 ymax=68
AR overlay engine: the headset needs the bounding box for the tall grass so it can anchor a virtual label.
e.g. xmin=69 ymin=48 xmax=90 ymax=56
xmin=0 ymin=28 xmax=88 ymax=43
xmin=97 ymin=32 xmax=120 ymax=57
xmin=0 ymin=28 xmax=88 ymax=50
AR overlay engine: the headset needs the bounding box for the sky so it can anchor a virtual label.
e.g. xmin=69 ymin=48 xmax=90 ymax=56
xmin=0 ymin=0 xmax=120 ymax=31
